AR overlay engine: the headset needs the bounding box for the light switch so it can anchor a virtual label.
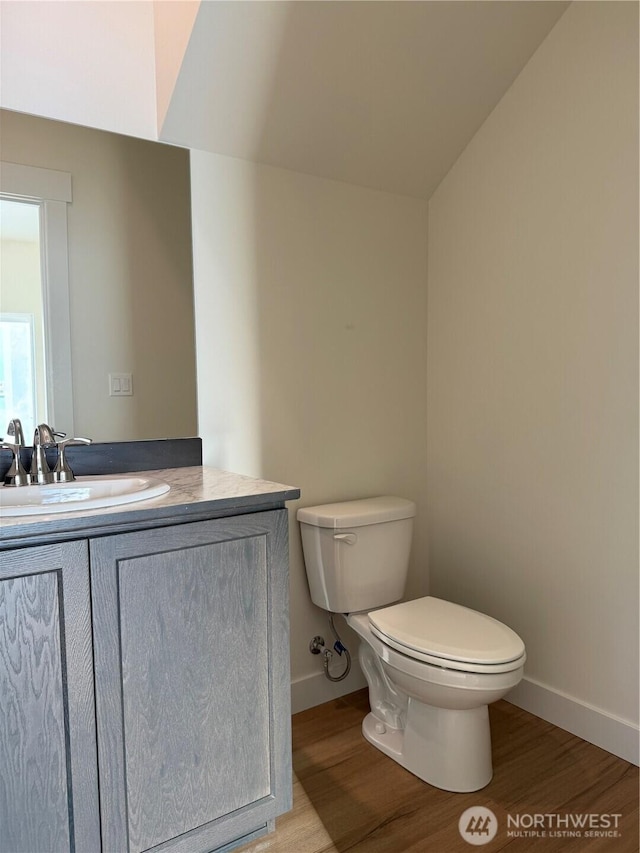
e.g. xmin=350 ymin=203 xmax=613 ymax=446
xmin=109 ymin=372 xmax=133 ymax=396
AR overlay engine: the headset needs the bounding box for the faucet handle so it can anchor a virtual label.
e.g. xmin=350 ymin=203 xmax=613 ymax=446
xmin=1 ymin=442 xmax=31 ymax=486
xmin=53 ymin=436 xmax=92 ymax=483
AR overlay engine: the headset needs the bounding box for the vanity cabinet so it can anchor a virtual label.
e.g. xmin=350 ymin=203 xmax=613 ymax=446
xmin=0 ymin=505 xmax=292 ymax=853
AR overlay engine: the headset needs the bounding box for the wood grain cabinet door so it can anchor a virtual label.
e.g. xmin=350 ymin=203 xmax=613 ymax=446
xmin=90 ymin=510 xmax=291 ymax=853
xmin=0 ymin=541 xmax=101 ymax=853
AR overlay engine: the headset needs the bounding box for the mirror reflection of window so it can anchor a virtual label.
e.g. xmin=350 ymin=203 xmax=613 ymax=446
xmin=0 ymin=314 xmax=37 ymax=437
xmin=0 ymin=198 xmax=47 ymax=438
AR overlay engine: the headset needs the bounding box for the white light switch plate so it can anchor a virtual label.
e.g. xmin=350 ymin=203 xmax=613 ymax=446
xmin=109 ymin=372 xmax=133 ymax=396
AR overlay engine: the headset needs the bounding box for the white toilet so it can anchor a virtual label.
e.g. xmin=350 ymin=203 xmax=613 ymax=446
xmin=297 ymin=496 xmax=526 ymax=793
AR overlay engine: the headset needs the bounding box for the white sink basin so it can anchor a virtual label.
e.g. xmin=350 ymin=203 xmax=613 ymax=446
xmin=0 ymin=475 xmax=170 ymax=517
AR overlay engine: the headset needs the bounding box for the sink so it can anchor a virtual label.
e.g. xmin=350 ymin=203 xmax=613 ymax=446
xmin=0 ymin=475 xmax=170 ymax=517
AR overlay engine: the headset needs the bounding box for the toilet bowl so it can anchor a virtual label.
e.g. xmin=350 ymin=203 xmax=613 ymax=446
xmin=297 ymin=496 xmax=526 ymax=792
xmin=348 ymin=599 xmax=525 ymax=791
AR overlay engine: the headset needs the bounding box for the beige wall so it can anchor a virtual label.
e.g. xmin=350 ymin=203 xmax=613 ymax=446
xmin=191 ymin=151 xmax=429 ymax=706
xmin=191 ymin=3 xmax=639 ymax=739
xmin=427 ymin=0 xmax=638 ymax=734
xmin=0 ymin=110 xmax=197 ymax=441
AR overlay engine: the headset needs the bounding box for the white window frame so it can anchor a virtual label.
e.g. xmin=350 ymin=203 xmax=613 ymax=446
xmin=0 ymin=161 xmax=74 ymax=435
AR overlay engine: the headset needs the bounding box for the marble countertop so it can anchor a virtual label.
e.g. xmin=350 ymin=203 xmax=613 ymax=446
xmin=0 ymin=466 xmax=300 ymax=549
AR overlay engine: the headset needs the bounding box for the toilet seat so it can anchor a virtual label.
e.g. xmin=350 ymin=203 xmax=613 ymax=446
xmin=368 ymin=596 xmax=526 ymax=674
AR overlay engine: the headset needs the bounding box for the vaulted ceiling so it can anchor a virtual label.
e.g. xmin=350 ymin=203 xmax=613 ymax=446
xmin=159 ymin=1 xmax=569 ymax=198
xmin=0 ymin=1 xmax=569 ymax=200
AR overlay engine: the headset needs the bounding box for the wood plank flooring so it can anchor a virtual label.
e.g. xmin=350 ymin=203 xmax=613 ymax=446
xmin=238 ymin=689 xmax=639 ymax=853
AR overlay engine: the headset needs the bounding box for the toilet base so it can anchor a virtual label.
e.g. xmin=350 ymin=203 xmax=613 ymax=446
xmin=362 ymin=698 xmax=493 ymax=792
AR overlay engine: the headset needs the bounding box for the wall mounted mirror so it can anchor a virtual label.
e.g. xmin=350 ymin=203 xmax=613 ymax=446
xmin=0 ymin=109 xmax=197 ymax=443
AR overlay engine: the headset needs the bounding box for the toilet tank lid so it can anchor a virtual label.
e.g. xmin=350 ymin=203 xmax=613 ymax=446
xmin=297 ymin=496 xmax=416 ymax=529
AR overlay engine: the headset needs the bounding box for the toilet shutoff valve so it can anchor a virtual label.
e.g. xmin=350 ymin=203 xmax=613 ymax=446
xmin=310 ymin=616 xmax=352 ymax=683
xmin=309 ymin=636 xmax=325 ymax=655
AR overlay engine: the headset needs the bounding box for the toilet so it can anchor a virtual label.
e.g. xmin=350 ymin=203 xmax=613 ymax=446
xmin=297 ymin=496 xmax=526 ymax=793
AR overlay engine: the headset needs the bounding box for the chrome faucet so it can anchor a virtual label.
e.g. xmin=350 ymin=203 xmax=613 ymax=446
xmin=30 ymin=425 xmax=92 ymax=484
xmin=1 ymin=419 xmax=92 ymax=486
xmin=30 ymin=424 xmax=60 ymax=485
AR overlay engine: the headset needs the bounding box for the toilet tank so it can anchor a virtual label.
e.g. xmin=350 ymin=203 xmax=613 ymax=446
xmin=297 ymin=496 xmax=416 ymax=613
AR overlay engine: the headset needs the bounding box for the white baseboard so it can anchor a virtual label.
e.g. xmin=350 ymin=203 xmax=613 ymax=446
xmin=291 ymin=662 xmax=367 ymax=715
xmin=292 ymin=669 xmax=639 ymax=766
xmin=506 ymin=676 xmax=639 ymax=766
xmin=291 ymin=665 xmax=639 ymax=766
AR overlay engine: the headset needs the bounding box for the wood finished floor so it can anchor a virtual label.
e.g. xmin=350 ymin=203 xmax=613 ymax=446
xmin=238 ymin=690 xmax=639 ymax=853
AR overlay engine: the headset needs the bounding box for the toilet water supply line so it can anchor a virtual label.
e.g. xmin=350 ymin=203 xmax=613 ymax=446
xmin=309 ymin=614 xmax=352 ymax=682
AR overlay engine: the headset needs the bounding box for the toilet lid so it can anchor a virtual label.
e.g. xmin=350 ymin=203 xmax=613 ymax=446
xmin=368 ymin=597 xmax=525 ymax=668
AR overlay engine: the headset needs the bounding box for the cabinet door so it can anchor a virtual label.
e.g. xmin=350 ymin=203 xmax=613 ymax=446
xmin=90 ymin=509 xmax=291 ymax=853
xmin=0 ymin=541 xmax=100 ymax=853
